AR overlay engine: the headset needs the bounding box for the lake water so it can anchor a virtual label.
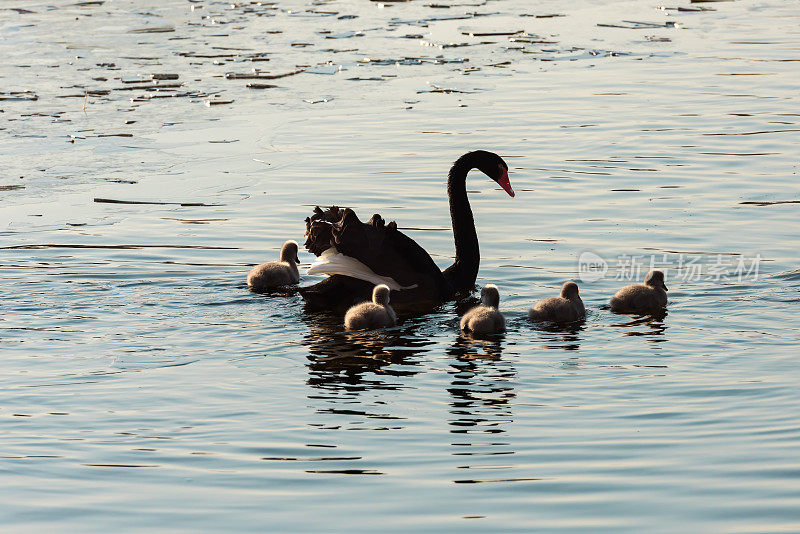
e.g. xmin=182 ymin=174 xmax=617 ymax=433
xmin=2 ymin=0 xmax=799 ymax=531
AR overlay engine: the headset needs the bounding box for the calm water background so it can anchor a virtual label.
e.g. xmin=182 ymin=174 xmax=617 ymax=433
xmin=1 ymin=0 xmax=799 ymax=531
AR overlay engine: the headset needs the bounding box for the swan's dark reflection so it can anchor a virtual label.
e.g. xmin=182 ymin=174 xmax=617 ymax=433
xmin=446 ymin=335 xmax=520 ymax=483
xmin=300 ymin=306 xmax=430 ymax=393
xmin=245 ymin=283 xmax=300 ymax=298
xmin=448 ymin=333 xmax=505 ymax=360
xmin=532 ymin=318 xmax=586 ymax=351
xmin=610 ymin=311 xmax=668 ymax=342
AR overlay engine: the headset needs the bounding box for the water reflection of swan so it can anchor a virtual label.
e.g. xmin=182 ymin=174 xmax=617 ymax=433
xmin=448 ymin=333 xmax=504 ymax=360
xmin=446 ymin=336 xmax=514 ymax=431
xmin=300 ymin=307 xmax=430 ymax=392
xmin=446 ymin=336 xmax=525 ymax=484
xmin=610 ymin=312 xmax=668 ymax=341
xmin=535 ymin=319 xmax=586 ymax=351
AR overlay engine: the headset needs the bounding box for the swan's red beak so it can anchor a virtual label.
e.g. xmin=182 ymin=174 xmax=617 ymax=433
xmin=497 ymin=168 xmax=514 ymax=197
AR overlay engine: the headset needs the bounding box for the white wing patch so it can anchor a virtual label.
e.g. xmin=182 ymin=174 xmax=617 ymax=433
xmin=306 ymin=247 xmax=418 ymax=291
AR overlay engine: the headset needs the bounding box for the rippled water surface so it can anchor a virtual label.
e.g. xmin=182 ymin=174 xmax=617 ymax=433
xmin=2 ymin=0 xmax=799 ymax=531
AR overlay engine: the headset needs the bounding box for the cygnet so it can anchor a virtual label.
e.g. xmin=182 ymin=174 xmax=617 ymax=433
xmin=344 ymin=284 xmax=397 ymax=330
xmin=246 ymin=240 xmax=300 ymax=292
xmin=460 ymin=284 xmax=506 ymax=336
xmin=609 ymin=270 xmax=668 ymax=314
xmin=528 ymin=281 xmax=585 ymax=323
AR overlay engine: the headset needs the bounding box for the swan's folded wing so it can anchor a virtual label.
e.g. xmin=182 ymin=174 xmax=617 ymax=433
xmin=304 ymin=206 xmax=450 ymax=299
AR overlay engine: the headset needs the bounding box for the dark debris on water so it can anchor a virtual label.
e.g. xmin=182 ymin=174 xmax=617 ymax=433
xmin=94 ymin=198 xmax=223 ymax=207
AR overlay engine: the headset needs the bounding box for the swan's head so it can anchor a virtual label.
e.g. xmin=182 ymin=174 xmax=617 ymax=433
xmin=645 ymin=270 xmax=668 ymax=291
xmin=373 ymin=284 xmax=391 ymax=306
xmin=561 ymin=281 xmax=580 ymax=299
xmin=280 ymin=240 xmax=300 ymax=264
xmin=468 ymin=150 xmax=514 ymax=198
xmin=480 ymin=284 xmax=501 ymax=308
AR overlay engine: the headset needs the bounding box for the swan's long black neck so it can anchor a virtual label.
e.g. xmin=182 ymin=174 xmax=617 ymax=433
xmin=443 ymin=153 xmax=480 ymax=292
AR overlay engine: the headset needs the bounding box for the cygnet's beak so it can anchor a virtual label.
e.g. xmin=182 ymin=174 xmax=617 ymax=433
xmin=662 ymin=282 xmax=668 ymax=291
xmin=295 ymin=254 xmax=301 ymax=264
xmin=497 ymin=167 xmax=515 ymax=198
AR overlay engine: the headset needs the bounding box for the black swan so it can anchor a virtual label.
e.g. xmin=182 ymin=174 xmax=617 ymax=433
xmin=528 ymin=281 xmax=586 ymax=323
xmin=246 ymin=240 xmax=300 ymax=291
xmin=300 ymin=150 xmax=513 ymax=310
xmin=344 ymin=284 xmax=397 ymax=330
xmin=609 ymin=270 xmax=668 ymax=314
xmin=460 ymin=284 xmax=506 ymax=336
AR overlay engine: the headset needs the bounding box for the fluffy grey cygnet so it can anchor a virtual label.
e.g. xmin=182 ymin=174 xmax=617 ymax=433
xmin=246 ymin=241 xmax=300 ymax=292
xmin=460 ymin=284 xmax=506 ymax=336
xmin=344 ymin=284 xmax=397 ymax=330
xmin=609 ymin=270 xmax=668 ymax=314
xmin=528 ymin=281 xmax=586 ymax=323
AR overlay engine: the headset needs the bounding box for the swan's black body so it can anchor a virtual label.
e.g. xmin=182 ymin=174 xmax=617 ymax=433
xmin=300 ymin=151 xmax=512 ymax=311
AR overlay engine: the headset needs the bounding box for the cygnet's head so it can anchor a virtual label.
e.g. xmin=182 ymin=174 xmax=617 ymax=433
xmin=373 ymin=284 xmax=391 ymax=306
xmin=280 ymin=240 xmax=300 ymax=264
xmin=480 ymin=284 xmax=500 ymax=308
xmin=645 ymin=270 xmax=668 ymax=291
xmin=561 ymin=281 xmax=580 ymax=299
